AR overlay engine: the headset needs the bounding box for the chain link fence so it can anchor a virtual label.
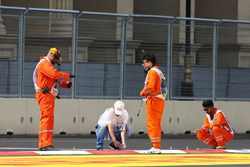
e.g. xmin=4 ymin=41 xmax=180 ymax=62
xmin=1 ymin=6 xmax=250 ymax=100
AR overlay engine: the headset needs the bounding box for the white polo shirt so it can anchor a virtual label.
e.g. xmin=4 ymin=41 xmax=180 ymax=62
xmin=98 ymin=108 xmax=128 ymax=128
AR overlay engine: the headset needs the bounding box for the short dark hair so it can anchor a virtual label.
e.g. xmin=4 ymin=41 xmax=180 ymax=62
xmin=142 ymin=52 xmax=156 ymax=66
xmin=202 ymin=100 xmax=214 ymax=108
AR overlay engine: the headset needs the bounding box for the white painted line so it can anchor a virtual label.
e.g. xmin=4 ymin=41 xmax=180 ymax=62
xmin=35 ymin=150 xmax=92 ymax=155
xmin=134 ymin=150 xmax=186 ymax=154
xmin=226 ymin=149 xmax=250 ymax=153
xmin=1 ymin=149 xmax=250 ymax=155
xmin=161 ymin=150 xmax=187 ymax=154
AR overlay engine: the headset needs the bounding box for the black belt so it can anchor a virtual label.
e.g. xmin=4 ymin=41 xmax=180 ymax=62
xmin=41 ymin=87 xmax=51 ymax=94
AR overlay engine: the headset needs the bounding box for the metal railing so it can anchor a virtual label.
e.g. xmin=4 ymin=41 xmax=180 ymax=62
xmin=1 ymin=6 xmax=250 ymax=101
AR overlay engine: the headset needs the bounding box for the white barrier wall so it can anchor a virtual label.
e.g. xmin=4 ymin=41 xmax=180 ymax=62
xmin=0 ymin=98 xmax=250 ymax=135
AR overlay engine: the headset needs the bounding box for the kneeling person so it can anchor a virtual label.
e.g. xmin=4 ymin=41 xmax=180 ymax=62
xmin=96 ymin=100 xmax=131 ymax=150
xmin=195 ymin=100 xmax=234 ymax=149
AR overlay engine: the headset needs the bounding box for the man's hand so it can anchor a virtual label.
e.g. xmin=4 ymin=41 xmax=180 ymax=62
xmin=194 ymin=127 xmax=208 ymax=134
xmin=114 ymin=140 xmax=122 ymax=148
xmin=121 ymin=143 xmax=126 ymax=149
xmin=140 ymin=90 xmax=145 ymax=97
xmin=194 ymin=128 xmax=200 ymax=135
xmin=209 ymin=123 xmax=214 ymax=129
xmin=66 ymin=81 xmax=72 ymax=88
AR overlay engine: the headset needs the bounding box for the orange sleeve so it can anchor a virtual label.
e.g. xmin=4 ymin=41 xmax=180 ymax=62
xmin=202 ymin=116 xmax=210 ymax=131
xmin=140 ymin=70 xmax=158 ymax=96
xmin=39 ymin=61 xmax=70 ymax=80
xmin=213 ymin=112 xmax=226 ymax=126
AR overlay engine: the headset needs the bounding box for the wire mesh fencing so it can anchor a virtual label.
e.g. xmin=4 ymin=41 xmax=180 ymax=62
xmin=1 ymin=6 xmax=250 ymax=100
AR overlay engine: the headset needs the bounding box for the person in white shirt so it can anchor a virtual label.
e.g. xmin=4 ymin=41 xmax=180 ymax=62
xmin=95 ymin=100 xmax=131 ymax=150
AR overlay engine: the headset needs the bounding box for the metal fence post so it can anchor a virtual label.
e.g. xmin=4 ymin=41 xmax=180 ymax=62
xmin=18 ymin=9 xmax=27 ymax=98
xmin=212 ymin=22 xmax=219 ymax=101
xmin=71 ymin=13 xmax=80 ymax=99
xmin=119 ymin=16 xmax=127 ymax=100
xmin=167 ymin=19 xmax=174 ymax=100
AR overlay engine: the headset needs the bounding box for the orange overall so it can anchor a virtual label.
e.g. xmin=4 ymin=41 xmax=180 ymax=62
xmin=140 ymin=66 xmax=165 ymax=148
xmin=196 ymin=108 xmax=234 ymax=147
xmin=33 ymin=57 xmax=70 ymax=149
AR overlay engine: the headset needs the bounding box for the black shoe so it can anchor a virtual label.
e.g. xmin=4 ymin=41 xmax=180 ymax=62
xmin=109 ymin=142 xmax=120 ymax=150
xmin=96 ymin=147 xmax=103 ymax=150
xmin=39 ymin=146 xmax=55 ymax=151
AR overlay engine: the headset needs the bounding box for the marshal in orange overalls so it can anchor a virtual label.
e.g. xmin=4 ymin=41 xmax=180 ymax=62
xmin=196 ymin=108 xmax=234 ymax=148
xmin=33 ymin=49 xmax=71 ymax=149
xmin=140 ymin=66 xmax=165 ymax=149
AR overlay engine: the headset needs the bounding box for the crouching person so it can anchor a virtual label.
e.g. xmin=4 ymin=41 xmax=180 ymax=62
xmin=195 ymin=100 xmax=234 ymax=149
xmin=96 ymin=100 xmax=131 ymax=150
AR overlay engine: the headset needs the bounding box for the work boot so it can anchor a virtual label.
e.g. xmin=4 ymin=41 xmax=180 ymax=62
xmin=211 ymin=145 xmax=217 ymax=149
xmin=96 ymin=147 xmax=103 ymax=150
xmin=216 ymin=145 xmax=226 ymax=149
xmin=39 ymin=146 xmax=55 ymax=151
xmin=145 ymin=147 xmax=161 ymax=154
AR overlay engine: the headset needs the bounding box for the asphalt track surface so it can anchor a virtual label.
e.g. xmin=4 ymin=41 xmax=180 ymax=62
xmin=0 ymin=134 xmax=249 ymax=167
xmin=0 ymin=134 xmax=249 ymax=150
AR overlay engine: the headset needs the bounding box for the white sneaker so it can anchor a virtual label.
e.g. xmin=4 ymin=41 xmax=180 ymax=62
xmin=145 ymin=147 xmax=161 ymax=154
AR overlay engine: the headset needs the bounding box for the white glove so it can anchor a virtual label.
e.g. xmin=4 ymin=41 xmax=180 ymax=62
xmin=51 ymin=87 xmax=59 ymax=97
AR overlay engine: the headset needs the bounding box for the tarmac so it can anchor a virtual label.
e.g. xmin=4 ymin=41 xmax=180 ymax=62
xmin=0 ymin=134 xmax=250 ymax=167
xmin=0 ymin=133 xmax=249 ymax=150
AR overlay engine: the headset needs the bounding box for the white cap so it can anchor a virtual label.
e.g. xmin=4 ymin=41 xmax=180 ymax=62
xmin=114 ymin=100 xmax=125 ymax=116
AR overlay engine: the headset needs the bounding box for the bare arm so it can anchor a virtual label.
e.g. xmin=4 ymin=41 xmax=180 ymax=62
xmin=107 ymin=123 xmax=122 ymax=148
xmin=121 ymin=124 xmax=127 ymax=149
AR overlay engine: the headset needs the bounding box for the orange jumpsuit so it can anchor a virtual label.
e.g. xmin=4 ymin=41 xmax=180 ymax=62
xmin=140 ymin=66 xmax=165 ymax=149
xmin=33 ymin=57 xmax=70 ymax=149
xmin=196 ymin=108 xmax=234 ymax=147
